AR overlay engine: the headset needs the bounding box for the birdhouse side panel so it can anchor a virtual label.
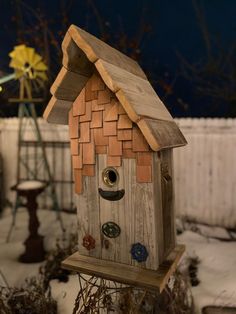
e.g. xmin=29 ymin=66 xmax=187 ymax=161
xmin=160 ymin=149 xmax=176 ymax=259
xmin=153 ymin=152 xmax=165 ymax=264
xmin=98 ymin=154 xmax=159 ymax=270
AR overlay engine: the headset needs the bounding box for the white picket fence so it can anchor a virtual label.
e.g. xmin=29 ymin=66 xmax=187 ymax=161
xmin=0 ymin=118 xmax=236 ymax=228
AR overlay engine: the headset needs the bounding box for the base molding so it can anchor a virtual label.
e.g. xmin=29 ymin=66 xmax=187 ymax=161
xmin=62 ymin=244 xmax=185 ymax=292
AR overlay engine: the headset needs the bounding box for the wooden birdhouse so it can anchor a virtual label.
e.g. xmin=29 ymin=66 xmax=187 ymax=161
xmin=44 ymin=25 xmax=187 ymax=292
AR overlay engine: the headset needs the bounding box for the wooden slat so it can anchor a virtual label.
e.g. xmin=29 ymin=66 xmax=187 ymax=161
xmin=117 ymin=129 xmax=132 ymax=141
xmin=107 ymin=155 xmax=121 ymax=167
xmin=70 ymin=139 xmax=79 ymax=155
xmin=123 ymin=141 xmax=132 ymax=149
xmin=95 ymin=145 xmax=107 ymax=154
xmin=85 ymin=78 xmax=98 ymax=101
xmin=68 ymin=25 xmax=147 ymax=79
xmin=117 ymin=114 xmax=132 ymax=129
xmin=62 ymin=31 xmax=94 ymax=76
xmin=103 ymin=121 xmax=117 ymax=136
xmin=43 ymin=96 xmax=72 ymax=125
xmin=93 ymin=128 xmax=109 ymax=146
xmin=136 ymin=165 xmax=152 ymax=183
xmin=82 ymin=164 xmax=95 ymax=176
xmin=74 ymin=169 xmax=82 ymax=194
xmin=90 ymin=111 xmax=103 ymax=128
xmin=108 ymin=136 xmax=122 ymax=156
xmin=79 ymin=122 xmax=90 ymax=143
xmin=104 ymin=101 xmax=119 ymax=121
xmin=144 ymin=118 xmax=188 ymax=150
xmin=82 ymin=142 xmax=95 ymax=164
xmin=50 ymin=66 xmax=88 ymax=102
xmin=72 ymin=154 xmax=82 ymax=169
xmin=132 ymin=127 xmax=149 ymax=152
xmin=123 ymin=149 xmax=136 ymax=159
xmin=97 ymin=89 xmax=111 ymax=105
xmin=62 ymin=245 xmax=185 ymax=292
xmin=91 ymin=99 xmax=104 ymax=111
xmin=137 ymin=152 xmax=152 ymax=166
xmin=80 ymin=101 xmax=92 ymax=122
xmin=95 ymin=59 xmax=173 ymax=122
xmin=69 ymin=110 xmax=79 ymax=139
xmin=153 ymin=152 xmax=165 ymax=263
xmin=137 ymin=118 xmax=159 ymax=151
xmin=73 ymin=89 xmax=86 ymax=116
xmin=91 ymin=72 xmax=105 ymax=91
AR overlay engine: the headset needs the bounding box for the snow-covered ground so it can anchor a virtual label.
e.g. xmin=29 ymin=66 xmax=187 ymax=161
xmin=0 ymin=208 xmax=236 ymax=313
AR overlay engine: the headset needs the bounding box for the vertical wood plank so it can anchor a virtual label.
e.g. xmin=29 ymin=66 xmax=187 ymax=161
xmin=76 ymin=159 xmax=101 ymax=258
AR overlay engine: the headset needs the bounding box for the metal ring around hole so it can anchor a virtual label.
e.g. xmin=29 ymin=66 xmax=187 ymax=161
xmin=102 ymin=167 xmax=119 ymax=187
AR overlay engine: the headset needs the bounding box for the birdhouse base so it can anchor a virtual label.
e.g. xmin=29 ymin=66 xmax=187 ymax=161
xmin=62 ymin=244 xmax=185 ymax=293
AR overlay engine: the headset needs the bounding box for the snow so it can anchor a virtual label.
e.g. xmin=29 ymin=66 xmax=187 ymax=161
xmin=16 ymin=180 xmax=46 ymax=191
xmin=178 ymin=231 xmax=236 ymax=313
xmin=0 ymin=208 xmax=236 ymax=313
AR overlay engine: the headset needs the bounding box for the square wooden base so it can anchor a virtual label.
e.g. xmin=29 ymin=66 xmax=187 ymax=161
xmin=62 ymin=244 xmax=185 ymax=292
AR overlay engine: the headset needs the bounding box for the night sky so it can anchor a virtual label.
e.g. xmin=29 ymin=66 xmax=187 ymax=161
xmin=1 ymin=0 xmax=236 ymax=117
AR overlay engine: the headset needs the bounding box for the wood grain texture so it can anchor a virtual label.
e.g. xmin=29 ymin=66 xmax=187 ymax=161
xmin=123 ymin=149 xmax=136 ymax=159
xmin=73 ymin=89 xmax=86 ymax=116
xmin=108 ymin=136 xmax=122 ymax=156
xmin=93 ymin=128 xmax=109 ymax=146
xmin=70 ymin=139 xmax=79 ymax=155
xmin=80 ymin=100 xmax=92 ymax=122
xmin=132 ymin=127 xmax=150 ymax=152
xmin=153 ymin=152 xmax=165 ymax=263
xmin=68 ymin=24 xmax=147 ymax=79
xmin=104 ymin=101 xmax=119 ymax=121
xmin=137 ymin=152 xmax=152 ymax=166
xmin=82 ymin=142 xmax=95 ymax=164
xmin=145 ymin=118 xmax=187 ymax=150
xmin=95 ymin=59 xmax=173 ymax=121
xmin=43 ymin=96 xmax=72 ymax=125
xmin=74 ymin=169 xmax=82 ymax=194
xmin=72 ymin=154 xmax=82 ymax=169
xmin=90 ymin=111 xmax=103 ymax=128
xmin=98 ymin=155 xmax=158 ymax=270
xmin=79 ymin=122 xmax=90 ymax=143
xmin=82 ymin=165 xmax=95 ymax=176
xmin=69 ymin=110 xmax=79 ymax=139
xmin=160 ymin=149 xmax=175 ymax=259
xmin=103 ymin=121 xmax=117 ymax=136
xmin=50 ymin=66 xmax=88 ymax=102
xmin=136 ymin=165 xmax=152 ymax=183
xmin=76 ymin=168 xmax=101 ymax=258
xmin=62 ymin=31 xmax=94 ymax=76
xmin=107 ymin=155 xmax=121 ymax=167
xmin=117 ymin=129 xmax=132 ymax=141
xmin=95 ymin=145 xmax=107 ymax=154
xmin=62 ymin=245 xmax=185 ymax=292
xmin=117 ymin=114 xmax=133 ymax=129
xmin=97 ymin=89 xmax=112 ymax=105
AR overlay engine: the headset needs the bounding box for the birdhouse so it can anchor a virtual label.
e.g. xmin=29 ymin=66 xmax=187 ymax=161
xmin=44 ymin=25 xmax=187 ymax=292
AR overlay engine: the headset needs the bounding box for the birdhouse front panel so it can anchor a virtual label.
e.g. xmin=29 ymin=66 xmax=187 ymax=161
xmin=69 ymin=72 xmax=164 ymax=270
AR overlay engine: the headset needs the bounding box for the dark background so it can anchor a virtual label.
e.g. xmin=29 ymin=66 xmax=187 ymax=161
xmin=0 ymin=0 xmax=236 ymax=117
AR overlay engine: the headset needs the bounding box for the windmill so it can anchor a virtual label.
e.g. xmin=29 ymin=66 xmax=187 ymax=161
xmin=0 ymin=44 xmax=62 ymax=240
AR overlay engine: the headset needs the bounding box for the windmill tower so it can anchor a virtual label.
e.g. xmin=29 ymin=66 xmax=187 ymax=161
xmin=2 ymin=45 xmax=62 ymax=239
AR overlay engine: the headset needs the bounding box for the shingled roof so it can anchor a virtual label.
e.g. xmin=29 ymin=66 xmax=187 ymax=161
xmin=44 ymin=24 xmax=187 ymax=151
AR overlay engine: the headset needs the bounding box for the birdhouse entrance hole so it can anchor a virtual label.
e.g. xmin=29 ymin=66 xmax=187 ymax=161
xmin=102 ymin=167 xmax=119 ymax=187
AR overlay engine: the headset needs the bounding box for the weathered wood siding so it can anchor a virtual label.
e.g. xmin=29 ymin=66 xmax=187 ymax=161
xmin=76 ymin=153 xmax=160 ymax=270
xmin=160 ymin=150 xmax=175 ymax=258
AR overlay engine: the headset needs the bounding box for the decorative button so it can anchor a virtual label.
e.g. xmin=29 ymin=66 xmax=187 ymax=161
xmin=130 ymin=243 xmax=148 ymax=262
xmin=102 ymin=222 xmax=121 ymax=238
xmin=82 ymin=234 xmax=96 ymax=250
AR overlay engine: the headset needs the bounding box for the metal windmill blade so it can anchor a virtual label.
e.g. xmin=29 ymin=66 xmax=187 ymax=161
xmin=9 ymin=44 xmax=48 ymax=99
